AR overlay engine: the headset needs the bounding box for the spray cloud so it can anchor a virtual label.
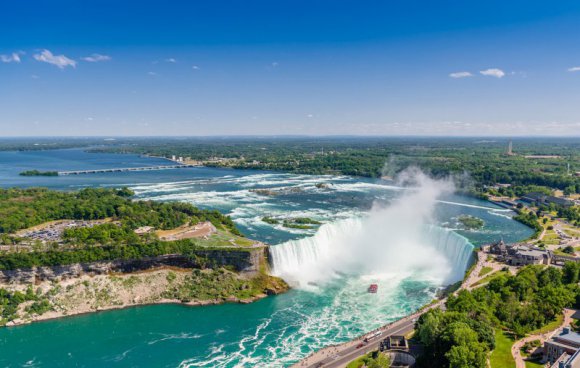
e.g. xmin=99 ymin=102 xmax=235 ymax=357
xmin=270 ymin=167 xmax=474 ymax=287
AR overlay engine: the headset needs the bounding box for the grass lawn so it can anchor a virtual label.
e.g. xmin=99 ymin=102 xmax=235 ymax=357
xmin=542 ymin=231 xmax=560 ymax=245
xmin=479 ymin=266 xmax=494 ymax=277
xmin=473 ymin=270 xmax=509 ymax=287
xmin=346 ymin=352 xmax=374 ymax=368
xmin=528 ymin=314 xmax=563 ymax=335
xmin=524 ymin=360 xmax=544 ymax=368
xmin=202 ymin=230 xmax=257 ymax=247
xmin=490 ymin=329 xmax=515 ymax=368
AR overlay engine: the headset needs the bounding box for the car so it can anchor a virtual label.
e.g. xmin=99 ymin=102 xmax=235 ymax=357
xmin=356 ymin=343 xmax=364 ymax=349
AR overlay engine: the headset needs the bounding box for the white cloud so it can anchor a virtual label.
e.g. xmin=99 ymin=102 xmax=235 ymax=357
xmin=449 ymin=71 xmax=473 ymax=79
xmin=568 ymin=66 xmax=580 ymax=72
xmin=147 ymin=71 xmax=157 ymax=76
xmin=192 ymin=65 xmax=200 ymax=70
xmin=165 ymin=58 xmax=177 ymax=63
xmin=81 ymin=53 xmax=111 ymax=62
xmin=480 ymin=68 xmax=505 ymax=78
xmin=33 ymin=49 xmax=76 ymax=68
xmin=0 ymin=51 xmax=23 ymax=63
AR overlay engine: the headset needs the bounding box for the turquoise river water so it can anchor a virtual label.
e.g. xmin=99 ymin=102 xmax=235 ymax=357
xmin=0 ymin=148 xmax=533 ymax=367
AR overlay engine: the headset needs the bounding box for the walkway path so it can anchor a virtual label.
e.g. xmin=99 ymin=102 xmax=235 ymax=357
xmin=511 ymin=309 xmax=575 ymax=368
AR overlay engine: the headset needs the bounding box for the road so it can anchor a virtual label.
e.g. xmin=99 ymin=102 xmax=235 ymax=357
xmin=322 ymin=318 xmax=417 ymax=368
xmin=293 ymin=308 xmax=428 ymax=368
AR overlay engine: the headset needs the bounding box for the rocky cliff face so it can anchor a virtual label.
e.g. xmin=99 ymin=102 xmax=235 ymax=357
xmin=0 ymin=247 xmax=268 ymax=284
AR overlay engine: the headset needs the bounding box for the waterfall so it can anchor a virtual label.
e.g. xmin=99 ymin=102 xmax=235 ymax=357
xmin=422 ymin=224 xmax=475 ymax=282
xmin=270 ymin=217 xmax=474 ymax=287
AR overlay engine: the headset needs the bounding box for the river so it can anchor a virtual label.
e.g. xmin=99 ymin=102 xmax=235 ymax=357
xmin=0 ymin=148 xmax=532 ymax=367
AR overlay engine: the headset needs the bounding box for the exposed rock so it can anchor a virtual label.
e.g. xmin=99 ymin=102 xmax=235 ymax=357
xmin=0 ymin=248 xmax=267 ymax=284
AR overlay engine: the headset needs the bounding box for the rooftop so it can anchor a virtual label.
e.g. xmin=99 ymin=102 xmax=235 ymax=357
xmin=552 ymin=327 xmax=580 ymax=347
xmin=516 ymin=249 xmax=548 ymax=258
xmin=560 ymin=349 xmax=580 ymax=368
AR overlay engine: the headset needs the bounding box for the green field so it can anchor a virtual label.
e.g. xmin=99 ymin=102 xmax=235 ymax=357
xmin=478 ymin=266 xmax=494 ymax=277
xmin=490 ymin=330 xmax=515 ymax=368
xmin=524 ymin=359 xmax=544 ymax=368
xmin=472 ymin=270 xmax=509 ymax=287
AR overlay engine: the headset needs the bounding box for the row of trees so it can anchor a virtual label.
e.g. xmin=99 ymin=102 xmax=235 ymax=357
xmin=513 ymin=210 xmax=543 ymax=238
xmin=0 ymin=187 xmax=240 ymax=236
xmin=415 ymin=264 xmax=580 ymax=368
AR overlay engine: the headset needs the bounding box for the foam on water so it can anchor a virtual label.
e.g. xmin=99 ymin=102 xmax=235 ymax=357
xmin=270 ymin=218 xmax=474 ymax=287
xmin=0 ymin=151 xmax=537 ymax=368
xmin=436 ymin=199 xmax=512 ymax=212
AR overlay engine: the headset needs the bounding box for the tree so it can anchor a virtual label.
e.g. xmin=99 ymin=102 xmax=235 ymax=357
xmin=446 ymin=342 xmax=487 ymax=368
xmin=366 ymin=353 xmax=391 ymax=368
xmin=417 ymin=310 xmax=441 ymax=346
xmin=563 ymin=262 xmax=580 ymax=284
xmin=564 ymin=186 xmax=576 ymax=196
xmin=563 ymin=246 xmax=575 ymax=254
xmin=538 ymin=267 xmax=562 ymax=287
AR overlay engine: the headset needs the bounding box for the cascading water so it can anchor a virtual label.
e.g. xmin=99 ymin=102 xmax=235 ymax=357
xmin=422 ymin=224 xmax=475 ymax=282
xmin=270 ymin=168 xmax=475 ymax=288
xmin=270 ymin=218 xmax=474 ymax=287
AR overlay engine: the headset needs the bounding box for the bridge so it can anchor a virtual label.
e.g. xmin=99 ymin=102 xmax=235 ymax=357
xmin=58 ymin=164 xmax=199 ymax=176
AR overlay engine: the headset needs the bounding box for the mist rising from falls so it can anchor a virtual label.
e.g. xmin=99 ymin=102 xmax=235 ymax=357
xmin=270 ymin=168 xmax=475 ymax=287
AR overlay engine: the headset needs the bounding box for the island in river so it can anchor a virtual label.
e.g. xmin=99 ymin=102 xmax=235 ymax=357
xmin=0 ymin=187 xmax=288 ymax=327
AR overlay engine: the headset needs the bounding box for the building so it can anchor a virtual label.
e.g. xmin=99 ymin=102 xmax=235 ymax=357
xmin=386 ymin=335 xmax=409 ymax=351
xmin=552 ymin=349 xmax=580 ymax=368
xmin=521 ymin=192 xmax=574 ymax=208
xmin=508 ymin=246 xmax=551 ymax=266
xmin=488 ymin=240 xmax=508 ymax=258
xmin=521 ymin=192 xmax=548 ymax=204
xmin=547 ymin=196 xmax=574 ymax=208
xmin=546 ymin=327 xmax=580 ymax=366
xmin=487 ymin=241 xmax=552 ymax=266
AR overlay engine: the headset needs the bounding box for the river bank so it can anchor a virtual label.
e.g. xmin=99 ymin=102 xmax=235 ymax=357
xmin=0 ymin=149 xmax=535 ymax=367
xmin=2 ymin=265 xmax=288 ymax=328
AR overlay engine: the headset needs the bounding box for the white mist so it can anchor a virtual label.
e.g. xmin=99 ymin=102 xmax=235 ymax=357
xmin=270 ymin=168 xmax=474 ymax=288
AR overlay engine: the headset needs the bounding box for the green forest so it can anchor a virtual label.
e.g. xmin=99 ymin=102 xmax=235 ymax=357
xmin=3 ymin=137 xmax=579 ymax=194
xmin=84 ymin=137 xmax=580 ymax=192
xmin=415 ymin=264 xmax=580 ymax=368
xmin=0 ymin=187 xmax=239 ymax=235
xmin=0 ymin=187 xmax=245 ymax=270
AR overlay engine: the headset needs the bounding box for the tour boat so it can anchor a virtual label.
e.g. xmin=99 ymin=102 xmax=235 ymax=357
xmin=368 ymin=284 xmax=378 ymax=293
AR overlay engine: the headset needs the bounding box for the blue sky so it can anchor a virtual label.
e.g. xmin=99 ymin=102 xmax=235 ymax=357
xmin=2 ymin=0 xmax=580 ymax=136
